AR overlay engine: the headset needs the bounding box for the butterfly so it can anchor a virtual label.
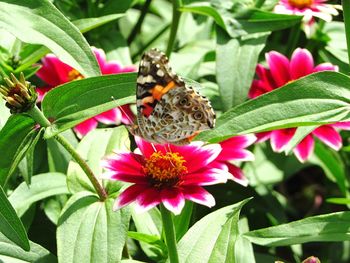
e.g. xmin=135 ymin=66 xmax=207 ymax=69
xmin=127 ymin=48 xmax=216 ymax=145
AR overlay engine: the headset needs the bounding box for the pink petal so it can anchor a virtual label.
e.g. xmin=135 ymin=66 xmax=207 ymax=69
xmin=113 ymin=184 xmax=149 ymax=210
xmin=135 ymin=137 xmax=165 ymax=158
xmin=255 ymin=131 xmax=272 ymax=143
xmin=270 ymin=128 xmax=296 ymax=152
xmin=225 ymin=162 xmax=248 ymax=186
xmin=36 ymin=54 xmax=72 ymax=85
xmin=249 ymin=80 xmax=269 ymax=98
xmin=36 ymin=86 xmax=52 ymax=102
xmin=101 ymin=152 xmax=145 ymax=176
xmin=92 ymin=47 xmax=107 ymax=69
xmin=104 ymin=173 xmax=148 ymax=184
xmin=293 ymin=135 xmax=314 ymax=162
xmin=101 ymin=63 xmax=123 ymax=74
xmin=74 ymin=118 xmax=98 ymax=138
xmin=182 ymin=168 xmax=228 ymax=186
xmin=182 ymin=186 xmax=215 ymax=207
xmin=255 ymin=64 xmax=277 ymax=91
xmin=172 ymin=143 xmax=222 ymax=173
xmin=313 ymin=62 xmax=338 ymax=72
xmin=135 ymin=188 xmax=161 ymax=213
xmin=161 ymin=188 xmax=185 ymax=215
xmin=218 ymin=149 xmax=255 ymax=162
xmin=312 ymin=125 xmax=342 ymax=150
xmin=220 ymin=134 xmax=257 ymax=149
xmin=120 ymin=105 xmax=135 ymax=125
xmin=218 ymin=135 xmax=256 ymax=161
xmin=266 ymin=51 xmax=291 ymax=87
xmin=290 ymin=48 xmax=314 ymax=80
xmin=331 ymin=121 xmax=350 ymax=130
xmin=94 ymin=108 xmax=122 ymax=125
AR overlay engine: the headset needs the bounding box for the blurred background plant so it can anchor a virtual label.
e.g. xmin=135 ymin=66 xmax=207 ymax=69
xmin=0 ymin=0 xmax=350 ymax=262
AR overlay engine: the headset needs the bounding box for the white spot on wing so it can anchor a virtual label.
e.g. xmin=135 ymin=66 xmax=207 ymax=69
xmin=157 ymin=69 xmax=165 ymax=77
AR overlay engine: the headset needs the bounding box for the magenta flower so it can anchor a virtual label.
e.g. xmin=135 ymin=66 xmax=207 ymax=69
xmin=101 ymin=137 xmax=237 ymax=215
xmin=36 ymin=47 xmax=135 ymax=138
xmin=214 ymin=135 xmax=256 ymax=187
xmin=274 ymin=0 xmax=339 ymax=23
xmin=249 ymin=48 xmax=350 ymax=162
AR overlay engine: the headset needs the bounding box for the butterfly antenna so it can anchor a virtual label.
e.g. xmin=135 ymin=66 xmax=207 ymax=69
xmin=151 ymin=143 xmax=158 ymax=153
xmin=111 ymin=96 xmax=134 ymax=124
xmin=164 ymin=144 xmax=176 ymax=167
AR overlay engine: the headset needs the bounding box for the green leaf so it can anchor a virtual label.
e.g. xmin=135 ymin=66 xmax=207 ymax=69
xmin=0 ymin=114 xmax=36 ymax=186
xmin=180 ymin=4 xmax=226 ymax=29
xmin=182 ymin=2 xmax=302 ymax=38
xmin=235 ymin=10 xmax=302 ymax=37
xmin=132 ymin=208 xmax=165 ymax=261
xmin=198 ymin=71 xmax=350 ymax=143
xmin=0 ymin=0 xmax=100 ymax=77
xmin=67 ymin=126 xmax=130 ymax=194
xmin=21 ymin=128 xmax=44 ymax=185
xmin=15 ymin=14 xmax=123 ymax=74
xmin=244 ymin=211 xmax=350 ymax=246
xmin=47 ymin=129 xmax=77 ymax=174
xmin=216 ymin=28 xmax=267 ymax=110
xmin=42 ymin=73 xmax=136 ymax=138
xmin=174 ymin=202 xmax=193 ymax=241
xmin=310 ymin=142 xmax=348 ymax=195
xmin=8 ymin=173 xmax=69 ymax=217
xmin=0 ymin=101 xmax=10 ymax=130
xmin=283 ymin=126 xmax=317 ymax=154
xmin=128 ymin=231 xmax=166 ymax=251
xmin=0 ymin=232 xmax=56 ymax=262
xmin=57 ymin=193 xmax=131 ymax=263
xmin=0 ymin=186 xmax=29 ymax=251
xmin=174 ymin=198 xmax=251 ymax=263
xmin=324 ymin=21 xmax=348 ymax=64
xmin=235 ymin=218 xmax=255 ymax=263
xmin=73 ymin=14 xmax=125 ymax=34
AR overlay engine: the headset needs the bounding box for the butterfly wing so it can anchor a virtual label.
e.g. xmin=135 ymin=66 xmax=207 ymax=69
xmin=134 ymin=48 xmax=215 ymax=145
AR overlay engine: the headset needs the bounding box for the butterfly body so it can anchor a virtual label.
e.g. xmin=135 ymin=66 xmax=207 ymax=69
xmin=129 ymin=48 xmax=215 ymax=145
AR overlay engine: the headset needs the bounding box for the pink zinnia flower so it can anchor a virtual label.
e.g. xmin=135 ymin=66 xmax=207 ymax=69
xmin=249 ymin=48 xmax=350 ymax=162
xmin=101 ymin=138 xmax=238 ymax=215
xmin=36 ymin=47 xmax=135 ymax=138
xmin=215 ymin=135 xmax=256 ymax=187
xmin=274 ymin=0 xmax=339 ymax=22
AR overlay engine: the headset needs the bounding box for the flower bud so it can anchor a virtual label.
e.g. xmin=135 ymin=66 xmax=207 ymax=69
xmin=0 ymin=72 xmax=38 ymax=113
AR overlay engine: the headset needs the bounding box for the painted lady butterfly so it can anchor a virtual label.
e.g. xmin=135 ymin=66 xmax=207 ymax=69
xmin=128 ymin=48 xmax=216 ymax=145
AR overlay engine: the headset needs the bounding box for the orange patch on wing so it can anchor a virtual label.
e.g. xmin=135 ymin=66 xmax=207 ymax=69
xmin=186 ymin=131 xmax=200 ymax=142
xmin=152 ymin=81 xmax=175 ymax=101
xmin=141 ymin=96 xmax=154 ymax=105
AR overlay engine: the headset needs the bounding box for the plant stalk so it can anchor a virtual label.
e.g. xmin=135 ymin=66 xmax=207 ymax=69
xmin=127 ymin=0 xmax=153 ymax=45
xmin=166 ymin=0 xmax=182 ymax=57
xmin=160 ymin=204 xmax=179 ymax=263
xmin=28 ymin=105 xmax=107 ymax=201
xmin=342 ymin=0 xmax=350 ymax=71
xmin=255 ymin=0 xmax=266 ymax=8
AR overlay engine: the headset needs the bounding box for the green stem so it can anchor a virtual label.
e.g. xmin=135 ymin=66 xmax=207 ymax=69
xmin=342 ymin=0 xmax=350 ymax=70
xmin=132 ymin=24 xmax=170 ymax=60
xmin=166 ymin=0 xmax=182 ymax=58
xmin=127 ymin=0 xmax=153 ymax=45
xmin=254 ymin=0 xmax=266 ymax=8
xmin=160 ymin=204 xmax=179 ymax=263
xmin=28 ymin=105 xmax=107 ymax=201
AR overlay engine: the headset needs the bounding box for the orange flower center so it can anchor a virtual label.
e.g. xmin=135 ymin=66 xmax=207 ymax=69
xmin=288 ymin=0 xmax=313 ymax=8
xmin=143 ymin=151 xmax=187 ymax=188
xmin=68 ymin=69 xmax=84 ymax=81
